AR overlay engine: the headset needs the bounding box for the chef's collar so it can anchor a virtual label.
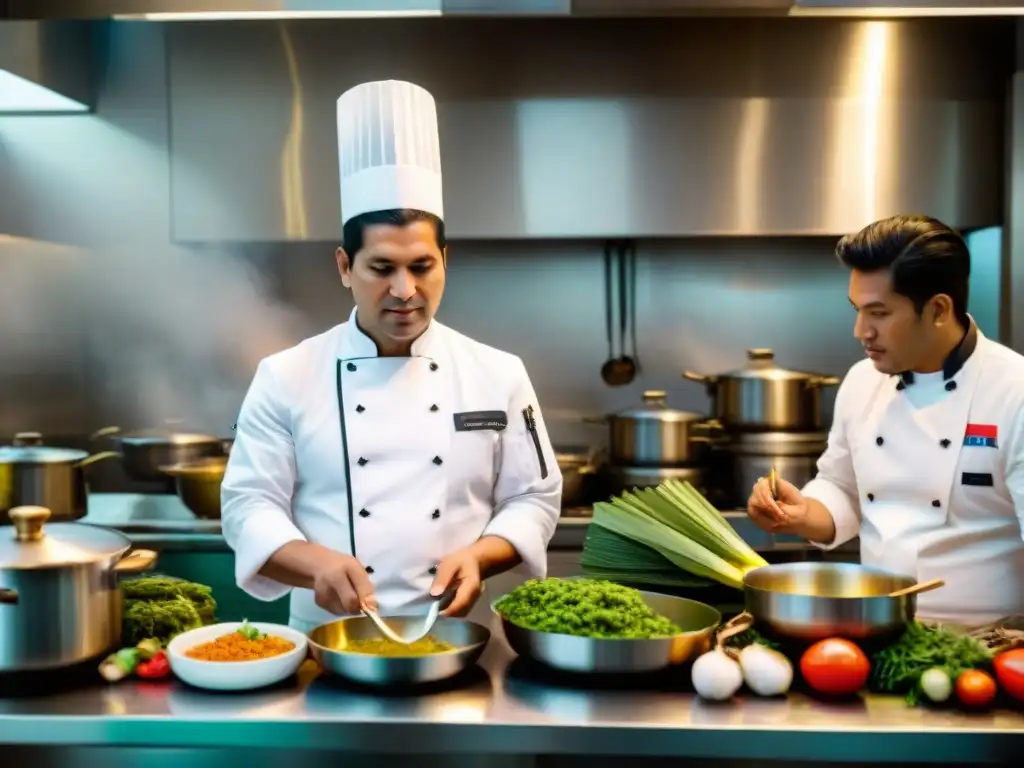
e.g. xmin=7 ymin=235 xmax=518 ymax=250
xmin=340 ymin=306 xmax=442 ymax=360
xmin=897 ymin=316 xmax=977 ymax=388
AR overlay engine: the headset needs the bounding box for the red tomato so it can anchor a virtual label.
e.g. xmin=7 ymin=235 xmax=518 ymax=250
xmin=956 ymin=669 xmax=997 ymax=709
xmin=994 ymin=649 xmax=1024 ymax=702
xmin=799 ymin=638 xmax=870 ymax=696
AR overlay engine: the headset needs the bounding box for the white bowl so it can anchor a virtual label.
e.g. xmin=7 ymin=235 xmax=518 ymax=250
xmin=167 ymin=622 xmax=308 ymax=691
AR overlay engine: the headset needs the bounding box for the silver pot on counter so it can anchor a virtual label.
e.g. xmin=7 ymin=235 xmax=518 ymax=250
xmin=92 ymin=426 xmax=227 ymax=483
xmin=587 ymin=390 xmax=718 ymax=467
xmin=683 ymin=349 xmax=839 ymax=431
xmin=725 ymin=430 xmax=827 ymax=507
xmin=0 ymin=446 xmax=119 ymax=524
xmin=0 ymin=506 xmax=157 ymax=671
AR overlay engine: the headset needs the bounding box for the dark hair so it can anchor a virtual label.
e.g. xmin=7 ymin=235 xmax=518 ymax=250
xmin=836 ymin=214 xmax=970 ymax=325
xmin=342 ymin=208 xmax=446 ymax=261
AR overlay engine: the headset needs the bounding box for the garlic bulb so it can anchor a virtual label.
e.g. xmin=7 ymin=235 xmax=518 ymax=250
xmin=738 ymin=643 xmax=794 ymax=697
xmin=691 ymin=649 xmax=744 ymax=701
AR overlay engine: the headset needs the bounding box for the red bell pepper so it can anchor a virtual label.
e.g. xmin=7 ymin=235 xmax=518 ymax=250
xmin=136 ymin=650 xmax=171 ymax=680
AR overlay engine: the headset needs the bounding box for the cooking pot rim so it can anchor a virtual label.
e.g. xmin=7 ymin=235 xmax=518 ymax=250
xmin=743 ymin=561 xmax=917 ymax=596
xmin=0 ymin=518 xmax=132 ymax=570
xmin=119 ymin=431 xmax=224 ymax=447
xmin=0 ymin=446 xmax=90 ymax=465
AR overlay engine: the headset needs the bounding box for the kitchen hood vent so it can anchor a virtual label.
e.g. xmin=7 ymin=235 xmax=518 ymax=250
xmin=0 ymin=0 xmax=802 ymax=20
xmin=0 ymin=21 xmax=93 ymax=113
xmin=791 ymin=0 xmax=1024 ymax=15
xmin=8 ymin=0 xmax=1024 ymax=18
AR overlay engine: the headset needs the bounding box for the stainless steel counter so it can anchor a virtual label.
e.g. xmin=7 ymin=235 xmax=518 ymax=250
xmin=0 ymin=621 xmax=1019 ymax=763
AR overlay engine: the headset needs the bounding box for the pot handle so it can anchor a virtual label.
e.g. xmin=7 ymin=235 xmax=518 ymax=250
xmin=89 ymin=425 xmax=121 ymax=440
xmin=682 ymin=371 xmax=719 ymax=393
xmin=0 ymin=589 xmax=17 ymax=605
xmin=77 ymin=451 xmax=121 ymax=469
xmin=809 ymin=375 xmax=841 ymax=388
xmin=112 ymin=549 xmax=159 ymax=575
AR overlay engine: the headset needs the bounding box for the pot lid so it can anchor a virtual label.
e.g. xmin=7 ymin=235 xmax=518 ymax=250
xmin=0 ymin=507 xmax=130 ymax=569
xmin=727 ymin=430 xmax=829 ymax=454
xmin=613 ymin=391 xmax=706 ymax=423
xmin=720 ymin=349 xmax=825 ymax=381
xmin=0 ymin=446 xmax=89 ymax=465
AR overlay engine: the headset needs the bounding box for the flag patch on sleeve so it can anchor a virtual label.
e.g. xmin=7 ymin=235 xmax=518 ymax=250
xmin=964 ymin=423 xmax=998 ymax=448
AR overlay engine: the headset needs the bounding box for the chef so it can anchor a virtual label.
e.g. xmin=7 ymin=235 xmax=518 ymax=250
xmin=747 ymin=214 xmax=1024 ymax=624
xmin=221 ymin=79 xmax=563 ymax=634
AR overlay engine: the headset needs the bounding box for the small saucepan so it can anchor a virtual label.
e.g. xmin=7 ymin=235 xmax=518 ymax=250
xmin=723 ymin=562 xmax=946 ymax=644
xmin=0 ymin=446 xmax=120 ymax=524
xmin=91 ymin=426 xmax=227 ymax=484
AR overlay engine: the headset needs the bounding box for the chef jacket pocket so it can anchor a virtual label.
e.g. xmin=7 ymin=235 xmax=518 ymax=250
xmin=449 ymin=425 xmax=500 ymax=486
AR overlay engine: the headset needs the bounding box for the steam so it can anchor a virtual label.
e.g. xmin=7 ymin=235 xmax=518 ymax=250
xmin=0 ymin=236 xmax=315 ymax=435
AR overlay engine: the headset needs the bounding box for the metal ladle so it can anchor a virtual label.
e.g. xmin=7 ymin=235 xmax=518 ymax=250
xmin=360 ymin=582 xmax=461 ymax=645
xmin=600 ymin=241 xmax=636 ymax=386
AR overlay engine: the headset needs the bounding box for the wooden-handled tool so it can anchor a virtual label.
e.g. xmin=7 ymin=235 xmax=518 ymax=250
xmin=888 ymin=579 xmax=945 ymax=598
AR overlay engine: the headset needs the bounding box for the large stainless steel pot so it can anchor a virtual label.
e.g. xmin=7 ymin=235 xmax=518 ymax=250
xmin=91 ymin=426 xmax=226 ymax=483
xmin=588 ymin=390 xmax=718 ymax=467
xmin=725 ymin=430 xmax=827 ymax=508
xmin=160 ymin=457 xmax=227 ymax=519
xmin=0 ymin=446 xmax=120 ymax=524
xmin=683 ymin=349 xmax=840 ymax=431
xmin=0 ymin=505 xmax=158 ymax=671
xmin=726 ymin=562 xmax=939 ymax=643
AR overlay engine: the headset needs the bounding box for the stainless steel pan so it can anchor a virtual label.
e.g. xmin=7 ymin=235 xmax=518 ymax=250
xmin=495 ymin=589 xmax=721 ymax=674
xmin=729 ymin=562 xmax=941 ymax=642
xmin=307 ymin=615 xmax=490 ymax=686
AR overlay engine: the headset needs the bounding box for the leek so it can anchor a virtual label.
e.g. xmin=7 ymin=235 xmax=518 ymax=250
xmin=582 ymin=479 xmax=768 ymax=590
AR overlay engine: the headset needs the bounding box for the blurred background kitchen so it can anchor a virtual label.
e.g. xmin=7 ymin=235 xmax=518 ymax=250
xmin=0 ymin=1 xmax=1022 ymax=620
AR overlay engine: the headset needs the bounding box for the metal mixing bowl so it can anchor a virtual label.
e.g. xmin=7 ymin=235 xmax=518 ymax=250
xmin=495 ymin=589 xmax=721 ymax=674
xmin=307 ymin=615 xmax=491 ymax=686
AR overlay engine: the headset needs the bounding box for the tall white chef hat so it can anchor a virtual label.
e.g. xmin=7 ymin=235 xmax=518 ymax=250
xmin=336 ymin=79 xmax=444 ymax=226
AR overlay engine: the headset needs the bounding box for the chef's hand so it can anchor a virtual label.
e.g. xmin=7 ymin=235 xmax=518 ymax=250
xmin=747 ymin=475 xmax=809 ymax=534
xmin=311 ymin=552 xmax=377 ymax=616
xmin=430 ymin=547 xmax=482 ymax=618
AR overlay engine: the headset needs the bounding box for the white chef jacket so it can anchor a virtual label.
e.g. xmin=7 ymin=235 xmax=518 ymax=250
xmin=221 ymin=308 xmax=562 ymax=631
xmin=804 ymin=323 xmax=1024 ymax=623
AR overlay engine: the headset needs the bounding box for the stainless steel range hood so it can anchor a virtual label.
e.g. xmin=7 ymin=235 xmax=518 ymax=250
xmin=791 ymin=0 xmax=1024 ymax=15
xmin=7 ymin=0 xmax=1024 ymax=18
xmin=0 ymin=0 xmax=797 ymax=20
xmin=2 ymin=0 xmax=541 ymax=20
xmin=0 ymin=21 xmax=94 ymax=113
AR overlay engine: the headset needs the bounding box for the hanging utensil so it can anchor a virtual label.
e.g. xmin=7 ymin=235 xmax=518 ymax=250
xmin=626 ymin=239 xmax=640 ymax=374
xmin=615 ymin=240 xmax=637 ymax=384
xmin=601 ymin=241 xmax=634 ymax=387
